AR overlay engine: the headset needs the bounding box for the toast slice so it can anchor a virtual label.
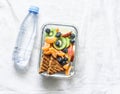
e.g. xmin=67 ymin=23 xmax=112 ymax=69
xmin=39 ymin=54 xmax=50 ymax=73
xmin=47 ymin=56 xmax=64 ymax=74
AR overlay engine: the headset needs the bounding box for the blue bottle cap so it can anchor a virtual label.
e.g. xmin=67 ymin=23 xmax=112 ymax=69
xmin=29 ymin=6 xmax=39 ymax=14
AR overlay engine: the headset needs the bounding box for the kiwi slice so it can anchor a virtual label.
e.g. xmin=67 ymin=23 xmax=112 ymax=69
xmin=45 ymin=28 xmax=56 ymax=37
xmin=65 ymin=37 xmax=70 ymax=48
xmin=53 ymin=37 xmax=67 ymax=50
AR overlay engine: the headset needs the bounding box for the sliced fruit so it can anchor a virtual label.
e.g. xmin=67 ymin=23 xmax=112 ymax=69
xmin=73 ymin=45 xmax=75 ymax=57
xmin=57 ymin=51 xmax=65 ymax=57
xmin=66 ymin=37 xmax=70 ymax=47
xmin=45 ymin=47 xmax=65 ymax=57
xmin=43 ymin=50 xmax=51 ymax=55
xmin=45 ymin=28 xmax=56 ymax=37
xmin=53 ymin=37 xmax=66 ymax=50
xmin=71 ymin=45 xmax=75 ymax=61
xmin=71 ymin=55 xmax=74 ymax=62
xmin=68 ymin=56 xmax=71 ymax=62
xmin=45 ymin=37 xmax=57 ymax=44
xmin=63 ymin=63 xmax=69 ymax=70
xmin=56 ymin=28 xmax=59 ymax=32
xmin=49 ymin=47 xmax=56 ymax=52
xmin=42 ymin=42 xmax=50 ymax=51
xmin=68 ymin=45 xmax=74 ymax=61
xmin=68 ymin=45 xmax=73 ymax=56
xmin=62 ymin=31 xmax=72 ymax=37
xmin=65 ymin=66 xmax=72 ymax=76
xmin=55 ymin=41 xmax=60 ymax=47
xmin=49 ymin=47 xmax=58 ymax=54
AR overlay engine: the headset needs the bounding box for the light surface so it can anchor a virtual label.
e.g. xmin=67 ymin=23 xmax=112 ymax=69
xmin=0 ymin=0 xmax=120 ymax=94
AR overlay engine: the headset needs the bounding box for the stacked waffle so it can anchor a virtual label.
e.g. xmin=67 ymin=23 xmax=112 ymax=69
xmin=39 ymin=54 xmax=64 ymax=74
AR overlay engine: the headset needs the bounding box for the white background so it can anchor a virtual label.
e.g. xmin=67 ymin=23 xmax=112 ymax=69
xmin=0 ymin=0 xmax=120 ymax=94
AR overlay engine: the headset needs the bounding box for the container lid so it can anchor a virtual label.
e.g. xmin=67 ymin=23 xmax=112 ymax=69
xmin=29 ymin=6 xmax=39 ymax=14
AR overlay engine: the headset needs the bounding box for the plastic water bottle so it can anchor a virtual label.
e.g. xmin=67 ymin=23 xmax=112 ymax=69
xmin=13 ymin=6 xmax=39 ymax=72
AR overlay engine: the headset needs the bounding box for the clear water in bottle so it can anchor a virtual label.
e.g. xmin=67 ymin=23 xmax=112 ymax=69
xmin=13 ymin=6 xmax=39 ymax=72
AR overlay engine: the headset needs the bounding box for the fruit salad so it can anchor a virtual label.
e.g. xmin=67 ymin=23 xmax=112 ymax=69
xmin=39 ymin=24 xmax=76 ymax=76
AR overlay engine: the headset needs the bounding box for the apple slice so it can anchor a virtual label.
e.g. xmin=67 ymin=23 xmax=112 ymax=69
xmin=68 ymin=45 xmax=74 ymax=61
xmin=62 ymin=31 xmax=72 ymax=37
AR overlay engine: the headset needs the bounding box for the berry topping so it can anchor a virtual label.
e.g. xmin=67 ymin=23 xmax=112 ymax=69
xmin=70 ymin=39 xmax=75 ymax=44
xmin=45 ymin=28 xmax=50 ymax=34
xmin=64 ymin=57 xmax=68 ymax=61
xmin=57 ymin=57 xmax=63 ymax=63
xmin=70 ymin=33 xmax=75 ymax=39
xmin=56 ymin=32 xmax=61 ymax=37
xmin=62 ymin=48 xmax=68 ymax=53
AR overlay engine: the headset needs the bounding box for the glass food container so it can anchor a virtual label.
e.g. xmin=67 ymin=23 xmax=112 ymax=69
xmin=38 ymin=24 xmax=78 ymax=78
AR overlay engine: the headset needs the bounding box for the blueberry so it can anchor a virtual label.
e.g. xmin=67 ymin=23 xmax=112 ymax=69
xmin=57 ymin=57 xmax=67 ymax=65
xmin=45 ymin=28 xmax=50 ymax=34
xmin=56 ymin=32 xmax=61 ymax=37
xmin=70 ymin=39 xmax=75 ymax=44
xmin=55 ymin=41 xmax=60 ymax=46
xmin=70 ymin=33 xmax=75 ymax=39
xmin=60 ymin=60 xmax=66 ymax=65
xmin=57 ymin=57 xmax=63 ymax=63
xmin=62 ymin=48 xmax=68 ymax=53
xmin=64 ymin=57 xmax=68 ymax=61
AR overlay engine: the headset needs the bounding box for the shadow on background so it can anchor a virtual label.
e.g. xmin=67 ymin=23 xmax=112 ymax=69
xmin=39 ymin=76 xmax=75 ymax=91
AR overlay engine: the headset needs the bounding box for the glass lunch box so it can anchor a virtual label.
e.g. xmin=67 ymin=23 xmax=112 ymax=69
xmin=38 ymin=24 xmax=78 ymax=78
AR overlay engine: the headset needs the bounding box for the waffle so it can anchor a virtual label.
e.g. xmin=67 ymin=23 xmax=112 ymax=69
xmin=39 ymin=54 xmax=50 ymax=73
xmin=47 ymin=56 xmax=64 ymax=74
